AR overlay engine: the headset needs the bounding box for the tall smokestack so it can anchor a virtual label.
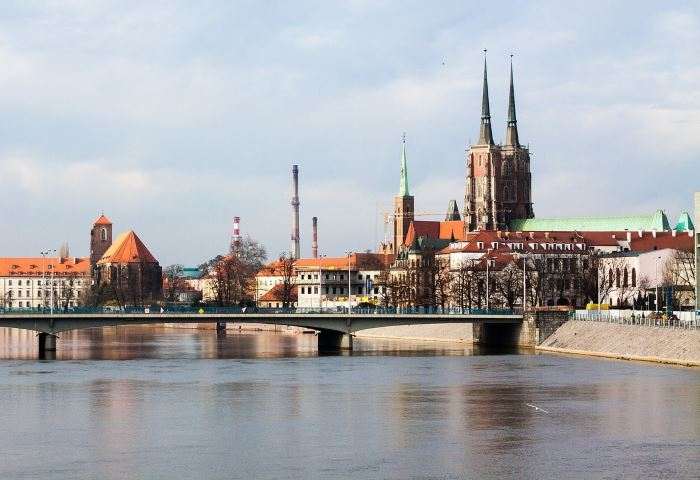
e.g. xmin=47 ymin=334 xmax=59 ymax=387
xmin=312 ymin=216 xmax=318 ymax=258
xmin=291 ymin=165 xmax=300 ymax=258
xmin=230 ymin=216 xmax=241 ymax=252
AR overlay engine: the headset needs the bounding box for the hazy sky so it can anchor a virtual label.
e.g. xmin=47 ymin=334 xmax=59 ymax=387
xmin=1 ymin=1 xmax=698 ymax=265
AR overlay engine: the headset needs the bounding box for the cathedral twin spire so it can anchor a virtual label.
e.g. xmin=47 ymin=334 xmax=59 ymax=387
xmin=478 ymin=52 xmax=519 ymax=147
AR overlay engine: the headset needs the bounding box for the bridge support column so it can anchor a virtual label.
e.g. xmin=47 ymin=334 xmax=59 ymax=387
xmin=317 ymin=330 xmax=353 ymax=353
xmin=216 ymin=322 xmax=226 ymax=335
xmin=38 ymin=332 xmax=58 ymax=353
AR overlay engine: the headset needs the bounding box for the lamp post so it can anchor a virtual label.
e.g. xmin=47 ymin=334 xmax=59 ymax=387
xmin=522 ymin=254 xmax=527 ymax=313
xmin=655 ymin=255 xmax=662 ymax=313
xmin=40 ymin=249 xmax=56 ymax=314
xmin=485 ymin=248 xmax=493 ymax=310
xmin=345 ymin=251 xmax=353 ymax=314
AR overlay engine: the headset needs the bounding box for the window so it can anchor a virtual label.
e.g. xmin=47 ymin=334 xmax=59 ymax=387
xmin=300 ymin=287 xmax=305 ymax=294
xmin=18 ymin=280 xmax=22 ymax=286
xmin=332 ymin=287 xmax=337 ymax=294
xmin=631 ymin=268 xmax=637 ymax=287
xmin=100 ymin=227 xmax=107 ymax=241
xmin=313 ymin=287 xmax=318 ymax=294
xmin=623 ymin=268 xmax=628 ymax=288
xmin=615 ymin=268 xmax=620 ymax=288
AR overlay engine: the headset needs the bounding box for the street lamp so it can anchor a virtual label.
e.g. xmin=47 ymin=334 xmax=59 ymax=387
xmin=521 ymin=253 xmax=527 ymax=313
xmin=40 ymin=249 xmax=56 ymax=314
xmin=485 ymin=248 xmax=493 ymax=310
xmin=345 ymin=251 xmax=353 ymax=314
xmin=655 ymin=255 xmax=662 ymax=313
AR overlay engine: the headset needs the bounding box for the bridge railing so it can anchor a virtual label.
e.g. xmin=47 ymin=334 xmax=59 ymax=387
xmin=0 ymin=305 xmax=516 ymax=316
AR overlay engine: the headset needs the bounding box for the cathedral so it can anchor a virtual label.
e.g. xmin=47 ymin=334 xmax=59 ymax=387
xmin=464 ymin=56 xmax=534 ymax=231
xmin=389 ymin=56 xmax=534 ymax=254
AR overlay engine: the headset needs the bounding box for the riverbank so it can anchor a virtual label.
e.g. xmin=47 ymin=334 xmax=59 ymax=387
xmin=538 ymin=320 xmax=700 ymax=367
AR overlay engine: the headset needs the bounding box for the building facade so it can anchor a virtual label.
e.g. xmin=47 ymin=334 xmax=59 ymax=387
xmin=93 ymin=230 xmax=163 ymax=305
xmin=0 ymin=256 xmax=90 ymax=310
xmin=464 ymin=57 xmax=534 ymax=231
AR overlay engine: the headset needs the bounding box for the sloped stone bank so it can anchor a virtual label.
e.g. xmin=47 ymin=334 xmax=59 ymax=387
xmin=539 ymin=320 xmax=700 ymax=366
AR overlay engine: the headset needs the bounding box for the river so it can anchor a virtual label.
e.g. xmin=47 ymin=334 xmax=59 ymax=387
xmin=0 ymin=326 xmax=697 ymax=479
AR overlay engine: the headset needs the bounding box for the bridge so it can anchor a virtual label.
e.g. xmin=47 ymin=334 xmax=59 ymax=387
xmin=0 ymin=308 xmax=528 ymax=354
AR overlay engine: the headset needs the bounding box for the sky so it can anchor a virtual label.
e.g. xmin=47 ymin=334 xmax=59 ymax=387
xmin=1 ymin=1 xmax=698 ymax=266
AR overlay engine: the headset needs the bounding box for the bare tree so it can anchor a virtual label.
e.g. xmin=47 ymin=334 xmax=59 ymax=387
xmin=493 ymin=261 xmax=522 ymax=310
xmin=663 ymin=249 xmax=696 ymax=309
xmin=277 ymin=252 xmax=297 ymax=310
xmin=164 ymin=264 xmax=185 ymax=302
xmin=207 ymin=236 xmax=267 ymax=306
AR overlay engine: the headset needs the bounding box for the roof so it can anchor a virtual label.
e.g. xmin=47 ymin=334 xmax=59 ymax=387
xmin=675 ymin=212 xmax=694 ymax=232
xmin=259 ymin=283 xmax=297 ymax=302
xmin=510 ymin=210 xmax=671 ymax=232
xmin=0 ymin=257 xmax=90 ymax=276
xmin=295 ymin=252 xmax=394 ymax=271
xmin=181 ymin=267 xmax=203 ymax=279
xmin=404 ymin=220 xmax=466 ymax=246
xmin=436 ymin=229 xmax=693 ymax=255
xmin=98 ymin=230 xmax=158 ymax=264
xmin=93 ymin=214 xmax=112 ymax=225
xmin=256 ymin=260 xmax=291 ymax=277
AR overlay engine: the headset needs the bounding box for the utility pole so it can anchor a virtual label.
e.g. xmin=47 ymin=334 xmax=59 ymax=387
xmin=345 ymin=251 xmax=353 ymax=314
xmin=485 ymin=248 xmax=492 ymax=310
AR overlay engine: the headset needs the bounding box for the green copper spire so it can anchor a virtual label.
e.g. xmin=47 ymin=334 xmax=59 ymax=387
xmin=505 ymin=55 xmax=520 ymax=147
xmin=478 ymin=50 xmax=494 ymax=145
xmin=399 ymin=133 xmax=410 ymax=196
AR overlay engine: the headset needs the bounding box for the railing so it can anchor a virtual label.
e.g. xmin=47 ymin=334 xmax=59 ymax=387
xmin=574 ymin=310 xmax=699 ymax=330
xmin=0 ymin=305 xmax=516 ymax=316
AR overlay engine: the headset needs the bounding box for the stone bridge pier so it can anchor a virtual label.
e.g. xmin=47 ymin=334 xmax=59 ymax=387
xmin=317 ymin=330 xmax=353 ymax=352
xmin=472 ymin=310 xmax=570 ymax=347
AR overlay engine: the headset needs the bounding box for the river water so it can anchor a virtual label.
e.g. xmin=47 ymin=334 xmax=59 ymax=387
xmin=0 ymin=326 xmax=697 ymax=479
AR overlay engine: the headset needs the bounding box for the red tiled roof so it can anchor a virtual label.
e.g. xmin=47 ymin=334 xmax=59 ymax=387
xmin=98 ymin=231 xmax=158 ymax=264
xmin=404 ymin=221 xmax=466 ymax=246
xmin=295 ymin=252 xmax=394 ymax=270
xmin=0 ymin=257 xmax=90 ymax=276
xmin=94 ymin=214 xmax=112 ymax=225
xmin=259 ymin=283 xmax=297 ymax=302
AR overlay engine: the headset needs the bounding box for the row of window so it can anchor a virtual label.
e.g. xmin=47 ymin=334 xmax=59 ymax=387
xmin=609 ymin=267 xmax=637 ymax=288
xmin=298 ymin=273 xmax=380 ymax=282
xmin=4 ymin=279 xmax=84 ymax=286
xmin=6 ymin=301 xmax=76 ymax=308
xmin=3 ymin=290 xmax=77 ymax=298
xmin=299 ymin=286 xmax=385 ymax=295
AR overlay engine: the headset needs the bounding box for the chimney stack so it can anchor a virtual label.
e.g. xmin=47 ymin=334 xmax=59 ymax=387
xmin=312 ymin=216 xmax=318 ymax=258
xmin=291 ymin=165 xmax=300 ymax=258
xmin=231 ymin=216 xmax=241 ymax=251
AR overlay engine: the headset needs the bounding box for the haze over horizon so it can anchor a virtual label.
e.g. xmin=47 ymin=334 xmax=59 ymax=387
xmin=1 ymin=1 xmax=698 ymax=266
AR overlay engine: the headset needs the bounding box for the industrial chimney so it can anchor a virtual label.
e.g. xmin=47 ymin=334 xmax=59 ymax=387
xmin=230 ymin=216 xmax=241 ymax=252
xmin=291 ymin=165 xmax=300 ymax=258
xmin=311 ymin=216 xmax=318 ymax=258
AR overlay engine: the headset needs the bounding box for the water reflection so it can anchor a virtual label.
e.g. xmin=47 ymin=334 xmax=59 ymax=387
xmin=0 ymin=326 xmax=697 ymax=479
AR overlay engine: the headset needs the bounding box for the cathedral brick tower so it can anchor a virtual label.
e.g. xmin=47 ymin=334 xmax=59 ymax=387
xmin=393 ymin=135 xmax=414 ymax=253
xmin=464 ymin=55 xmax=534 ymax=231
xmin=90 ymin=214 xmax=113 ymax=266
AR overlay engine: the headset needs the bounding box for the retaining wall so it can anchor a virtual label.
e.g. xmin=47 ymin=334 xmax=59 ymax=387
xmin=539 ymin=320 xmax=700 ymax=366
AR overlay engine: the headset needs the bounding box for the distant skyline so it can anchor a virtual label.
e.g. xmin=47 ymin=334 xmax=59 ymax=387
xmin=1 ymin=1 xmax=698 ymax=266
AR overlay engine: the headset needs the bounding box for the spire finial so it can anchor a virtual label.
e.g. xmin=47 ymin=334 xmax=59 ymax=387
xmin=399 ymin=133 xmax=410 ymax=197
xmin=477 ymin=50 xmax=494 ymax=145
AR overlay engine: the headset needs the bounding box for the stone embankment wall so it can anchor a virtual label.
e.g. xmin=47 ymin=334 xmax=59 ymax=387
xmin=539 ymin=320 xmax=700 ymax=366
xmin=354 ymin=323 xmax=475 ymax=343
